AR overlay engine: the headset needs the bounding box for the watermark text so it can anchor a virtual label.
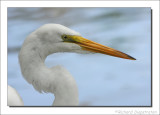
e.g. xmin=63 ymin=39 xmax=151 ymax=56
xmin=115 ymin=110 xmax=158 ymax=115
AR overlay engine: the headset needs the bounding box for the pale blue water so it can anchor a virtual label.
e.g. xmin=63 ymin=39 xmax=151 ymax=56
xmin=8 ymin=8 xmax=151 ymax=106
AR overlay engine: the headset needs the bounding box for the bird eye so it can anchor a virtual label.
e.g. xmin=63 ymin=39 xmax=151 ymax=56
xmin=63 ymin=35 xmax=67 ymax=39
xmin=62 ymin=35 xmax=72 ymax=42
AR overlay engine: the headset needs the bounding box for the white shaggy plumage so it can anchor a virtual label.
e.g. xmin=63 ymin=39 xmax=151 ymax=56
xmin=19 ymin=24 xmax=87 ymax=106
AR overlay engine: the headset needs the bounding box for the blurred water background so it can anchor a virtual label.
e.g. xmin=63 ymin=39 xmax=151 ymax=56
xmin=8 ymin=8 xmax=151 ymax=106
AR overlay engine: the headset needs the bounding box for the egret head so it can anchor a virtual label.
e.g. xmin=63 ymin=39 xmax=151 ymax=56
xmin=34 ymin=24 xmax=135 ymax=60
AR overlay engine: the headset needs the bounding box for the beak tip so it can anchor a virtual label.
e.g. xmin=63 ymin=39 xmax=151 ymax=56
xmin=127 ymin=55 xmax=136 ymax=60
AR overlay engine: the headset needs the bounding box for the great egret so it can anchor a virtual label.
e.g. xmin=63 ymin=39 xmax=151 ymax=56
xmin=18 ymin=24 xmax=135 ymax=106
xmin=7 ymin=85 xmax=24 ymax=106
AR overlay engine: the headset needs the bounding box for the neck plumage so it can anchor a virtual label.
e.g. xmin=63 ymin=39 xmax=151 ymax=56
xmin=19 ymin=37 xmax=78 ymax=106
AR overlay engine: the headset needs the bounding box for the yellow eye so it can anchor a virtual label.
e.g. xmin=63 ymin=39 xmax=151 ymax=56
xmin=62 ymin=35 xmax=68 ymax=40
xmin=63 ymin=36 xmax=67 ymax=39
xmin=62 ymin=35 xmax=75 ymax=42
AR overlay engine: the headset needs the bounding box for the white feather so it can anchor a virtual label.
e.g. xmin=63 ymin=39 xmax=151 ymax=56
xmin=19 ymin=24 xmax=84 ymax=106
xmin=8 ymin=85 xmax=24 ymax=106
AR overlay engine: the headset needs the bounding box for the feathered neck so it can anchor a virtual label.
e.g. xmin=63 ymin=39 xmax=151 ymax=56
xmin=19 ymin=34 xmax=79 ymax=106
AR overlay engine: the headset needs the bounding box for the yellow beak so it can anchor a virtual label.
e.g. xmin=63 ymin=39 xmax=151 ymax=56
xmin=63 ymin=35 xmax=136 ymax=60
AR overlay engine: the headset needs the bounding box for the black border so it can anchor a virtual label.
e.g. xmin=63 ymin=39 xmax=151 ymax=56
xmin=7 ymin=7 xmax=152 ymax=107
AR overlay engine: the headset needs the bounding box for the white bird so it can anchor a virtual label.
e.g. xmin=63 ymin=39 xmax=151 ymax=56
xmin=8 ymin=85 xmax=24 ymax=106
xmin=18 ymin=24 xmax=135 ymax=106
